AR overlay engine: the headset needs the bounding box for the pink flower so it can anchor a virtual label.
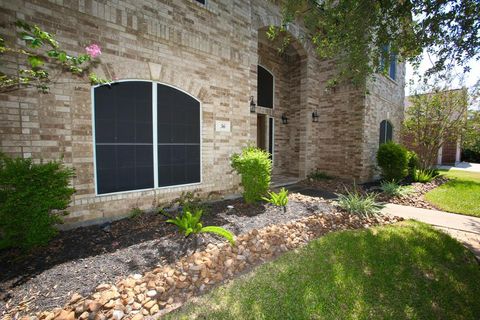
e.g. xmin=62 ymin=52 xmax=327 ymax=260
xmin=85 ymin=44 xmax=101 ymax=58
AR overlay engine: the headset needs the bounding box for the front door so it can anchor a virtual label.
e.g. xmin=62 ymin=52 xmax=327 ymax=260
xmin=257 ymin=114 xmax=274 ymax=163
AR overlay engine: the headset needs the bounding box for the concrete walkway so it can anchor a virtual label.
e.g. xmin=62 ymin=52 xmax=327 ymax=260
xmin=437 ymin=161 xmax=480 ymax=173
xmin=382 ymin=203 xmax=480 ymax=260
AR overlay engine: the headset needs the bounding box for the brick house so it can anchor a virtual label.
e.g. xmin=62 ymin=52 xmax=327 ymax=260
xmin=0 ymin=0 xmax=405 ymax=226
xmin=403 ymin=91 xmax=464 ymax=165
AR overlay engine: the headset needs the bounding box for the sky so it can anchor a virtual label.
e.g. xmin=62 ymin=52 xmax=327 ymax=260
xmin=405 ymin=52 xmax=480 ymax=95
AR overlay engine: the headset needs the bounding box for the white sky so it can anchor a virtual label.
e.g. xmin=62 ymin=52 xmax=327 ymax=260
xmin=405 ymin=52 xmax=480 ymax=95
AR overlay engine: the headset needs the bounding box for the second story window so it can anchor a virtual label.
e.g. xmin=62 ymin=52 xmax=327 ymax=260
xmin=380 ymin=45 xmax=397 ymax=81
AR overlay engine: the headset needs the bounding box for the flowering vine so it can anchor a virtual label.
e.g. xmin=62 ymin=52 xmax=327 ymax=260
xmin=0 ymin=20 xmax=109 ymax=93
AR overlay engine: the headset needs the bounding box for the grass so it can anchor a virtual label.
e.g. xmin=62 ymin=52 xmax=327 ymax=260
xmin=425 ymin=169 xmax=480 ymax=217
xmin=167 ymin=221 xmax=480 ymax=320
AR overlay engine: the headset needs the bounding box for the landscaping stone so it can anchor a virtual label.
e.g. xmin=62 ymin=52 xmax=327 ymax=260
xmin=9 ymin=209 xmax=401 ymax=319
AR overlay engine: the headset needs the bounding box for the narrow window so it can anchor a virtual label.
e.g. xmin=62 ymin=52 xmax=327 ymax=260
xmin=380 ymin=45 xmax=397 ymax=80
xmin=379 ymin=120 xmax=393 ymax=145
xmin=93 ymin=81 xmax=201 ymax=195
xmin=257 ymin=65 xmax=274 ymax=108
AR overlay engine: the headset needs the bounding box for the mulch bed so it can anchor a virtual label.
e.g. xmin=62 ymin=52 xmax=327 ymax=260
xmin=0 ymin=193 xmax=331 ymax=317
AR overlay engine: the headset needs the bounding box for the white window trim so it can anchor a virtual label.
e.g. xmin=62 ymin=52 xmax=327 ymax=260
xmin=257 ymin=64 xmax=275 ymax=109
xmin=91 ymin=79 xmax=203 ymax=197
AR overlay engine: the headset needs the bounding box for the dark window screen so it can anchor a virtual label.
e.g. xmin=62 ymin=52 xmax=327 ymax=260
xmin=257 ymin=65 xmax=273 ymax=108
xmin=157 ymin=85 xmax=200 ymax=187
xmin=379 ymin=120 xmax=393 ymax=145
xmin=94 ymin=82 xmax=153 ymax=194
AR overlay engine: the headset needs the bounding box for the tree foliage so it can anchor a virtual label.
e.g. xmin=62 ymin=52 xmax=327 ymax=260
xmin=0 ymin=20 xmax=108 ymax=93
xmin=272 ymin=0 xmax=480 ymax=85
xmin=463 ymin=109 xmax=480 ymax=154
xmin=403 ymin=85 xmax=468 ymax=169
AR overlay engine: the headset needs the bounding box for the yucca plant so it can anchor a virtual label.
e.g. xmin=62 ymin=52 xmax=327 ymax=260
xmin=166 ymin=209 xmax=235 ymax=245
xmin=262 ymin=187 xmax=289 ymax=209
xmin=412 ymin=169 xmax=435 ymax=183
xmin=380 ymin=181 xmax=414 ymax=197
xmin=336 ymin=190 xmax=384 ymax=217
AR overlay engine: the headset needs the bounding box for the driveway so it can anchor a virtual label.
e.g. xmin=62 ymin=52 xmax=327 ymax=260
xmin=437 ymin=162 xmax=480 ymax=173
xmin=382 ymin=203 xmax=480 ymax=260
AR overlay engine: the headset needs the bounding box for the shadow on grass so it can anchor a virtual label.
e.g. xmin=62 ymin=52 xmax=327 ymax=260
xmin=169 ymin=222 xmax=480 ymax=320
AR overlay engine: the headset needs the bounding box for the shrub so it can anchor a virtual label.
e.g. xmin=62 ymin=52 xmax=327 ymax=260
xmin=376 ymin=142 xmax=408 ymax=181
xmin=406 ymin=150 xmax=420 ymax=177
xmin=0 ymin=154 xmax=75 ymax=250
xmin=307 ymin=170 xmax=332 ymax=181
xmin=380 ymin=181 xmax=414 ymax=197
xmin=262 ymin=187 xmax=289 ymax=208
xmin=166 ymin=208 xmax=235 ymax=245
xmin=412 ymin=169 xmax=436 ymax=183
xmin=231 ymin=146 xmax=272 ymax=203
xmin=336 ymin=190 xmax=384 ymax=217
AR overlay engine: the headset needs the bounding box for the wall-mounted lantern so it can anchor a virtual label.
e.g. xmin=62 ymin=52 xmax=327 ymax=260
xmin=250 ymin=96 xmax=256 ymax=113
xmin=281 ymin=113 xmax=288 ymax=124
xmin=312 ymin=110 xmax=319 ymax=122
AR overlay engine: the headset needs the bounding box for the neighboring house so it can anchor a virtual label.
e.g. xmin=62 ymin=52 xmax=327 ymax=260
xmin=404 ymin=91 xmax=464 ymax=165
xmin=0 ymin=0 xmax=405 ymax=226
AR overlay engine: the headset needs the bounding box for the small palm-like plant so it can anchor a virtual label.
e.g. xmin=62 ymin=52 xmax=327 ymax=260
xmin=166 ymin=209 xmax=235 ymax=245
xmin=380 ymin=181 xmax=414 ymax=197
xmin=412 ymin=169 xmax=435 ymax=183
xmin=336 ymin=190 xmax=384 ymax=217
xmin=262 ymin=187 xmax=289 ymax=208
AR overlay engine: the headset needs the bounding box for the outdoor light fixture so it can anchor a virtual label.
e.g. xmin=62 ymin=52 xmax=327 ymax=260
xmin=312 ymin=110 xmax=319 ymax=122
xmin=250 ymin=96 xmax=256 ymax=113
xmin=281 ymin=113 xmax=288 ymax=124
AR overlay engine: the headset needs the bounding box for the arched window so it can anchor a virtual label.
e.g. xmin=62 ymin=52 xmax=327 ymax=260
xmin=379 ymin=120 xmax=393 ymax=145
xmin=257 ymin=65 xmax=274 ymax=108
xmin=93 ymin=81 xmax=200 ymax=195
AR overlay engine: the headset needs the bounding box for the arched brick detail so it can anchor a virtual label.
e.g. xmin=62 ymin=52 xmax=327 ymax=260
xmin=253 ymin=14 xmax=315 ymax=58
xmin=146 ymin=62 xmax=211 ymax=102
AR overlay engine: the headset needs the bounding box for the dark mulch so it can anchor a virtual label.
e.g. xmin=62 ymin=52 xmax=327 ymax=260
xmin=0 ymin=193 xmax=332 ymax=315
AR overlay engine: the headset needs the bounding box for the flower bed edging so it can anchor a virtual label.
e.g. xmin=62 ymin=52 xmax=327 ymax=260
xmin=20 ymin=212 xmax=402 ymax=320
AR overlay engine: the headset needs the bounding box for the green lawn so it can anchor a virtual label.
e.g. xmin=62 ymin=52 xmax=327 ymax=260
xmin=425 ymin=169 xmax=480 ymax=217
xmin=167 ymin=221 xmax=480 ymax=320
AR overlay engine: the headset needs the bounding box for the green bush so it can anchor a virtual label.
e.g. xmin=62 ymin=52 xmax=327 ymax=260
xmin=376 ymin=142 xmax=408 ymax=181
xmin=406 ymin=150 xmax=420 ymax=177
xmin=380 ymin=181 xmax=414 ymax=197
xmin=307 ymin=170 xmax=332 ymax=181
xmin=262 ymin=187 xmax=289 ymax=208
xmin=231 ymin=146 xmax=272 ymax=203
xmin=0 ymin=154 xmax=75 ymax=250
xmin=166 ymin=208 xmax=235 ymax=245
xmin=336 ymin=190 xmax=384 ymax=217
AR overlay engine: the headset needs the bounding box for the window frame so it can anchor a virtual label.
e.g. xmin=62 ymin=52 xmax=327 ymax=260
xmin=91 ymin=79 xmax=202 ymax=197
xmin=257 ymin=64 xmax=275 ymax=109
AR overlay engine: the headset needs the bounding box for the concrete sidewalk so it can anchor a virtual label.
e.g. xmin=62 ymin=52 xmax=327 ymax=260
xmin=437 ymin=162 xmax=480 ymax=173
xmin=382 ymin=203 xmax=480 ymax=260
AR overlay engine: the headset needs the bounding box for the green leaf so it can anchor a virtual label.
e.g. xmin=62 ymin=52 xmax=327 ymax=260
xmin=27 ymin=56 xmax=43 ymax=68
xmin=200 ymin=226 xmax=235 ymax=245
xmin=58 ymin=52 xmax=67 ymax=62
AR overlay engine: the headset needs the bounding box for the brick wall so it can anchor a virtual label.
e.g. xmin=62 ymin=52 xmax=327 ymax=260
xmin=0 ymin=0 xmax=405 ymax=226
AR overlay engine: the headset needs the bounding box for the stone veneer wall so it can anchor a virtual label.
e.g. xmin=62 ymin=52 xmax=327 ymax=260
xmin=0 ymin=0 xmax=404 ymax=226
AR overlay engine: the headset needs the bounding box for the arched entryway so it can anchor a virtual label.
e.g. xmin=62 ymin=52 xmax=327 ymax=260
xmin=255 ymin=27 xmax=308 ymax=181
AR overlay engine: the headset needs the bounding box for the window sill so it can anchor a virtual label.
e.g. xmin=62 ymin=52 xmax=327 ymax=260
xmin=95 ymin=181 xmax=202 ymax=198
